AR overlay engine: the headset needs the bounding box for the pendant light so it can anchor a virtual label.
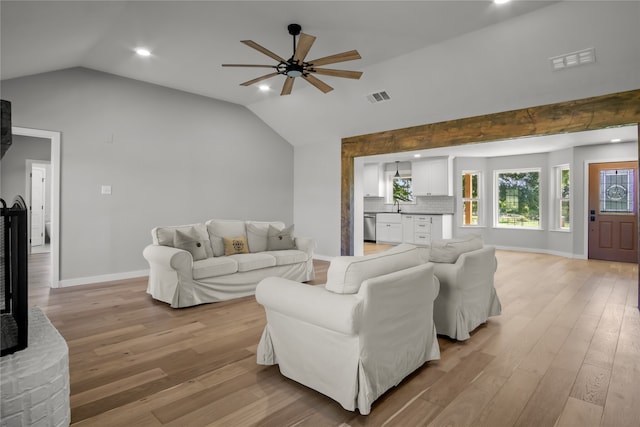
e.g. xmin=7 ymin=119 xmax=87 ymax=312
xmin=394 ymin=161 xmax=401 ymax=178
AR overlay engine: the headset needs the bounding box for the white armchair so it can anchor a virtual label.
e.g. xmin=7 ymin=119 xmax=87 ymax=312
xmin=431 ymin=244 xmax=501 ymax=340
xmin=255 ymin=244 xmax=441 ymax=415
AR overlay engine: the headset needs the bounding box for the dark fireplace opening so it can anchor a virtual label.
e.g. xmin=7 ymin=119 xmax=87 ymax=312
xmin=1 ymin=196 xmax=29 ymax=356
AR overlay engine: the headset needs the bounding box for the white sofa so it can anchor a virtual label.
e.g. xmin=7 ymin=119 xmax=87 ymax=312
xmin=427 ymin=236 xmax=501 ymax=340
xmin=255 ymin=244 xmax=441 ymax=415
xmin=143 ymin=219 xmax=315 ymax=308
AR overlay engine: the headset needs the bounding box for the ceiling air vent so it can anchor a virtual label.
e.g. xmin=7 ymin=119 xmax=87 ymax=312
xmin=549 ymin=47 xmax=596 ymax=71
xmin=366 ymin=90 xmax=391 ymax=104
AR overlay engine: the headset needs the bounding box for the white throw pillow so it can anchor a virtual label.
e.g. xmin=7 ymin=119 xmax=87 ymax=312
xmin=246 ymin=222 xmax=270 ymax=253
xmin=429 ymin=234 xmax=483 ymax=263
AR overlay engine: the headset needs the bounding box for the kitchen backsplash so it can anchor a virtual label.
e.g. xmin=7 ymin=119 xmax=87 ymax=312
xmin=364 ymin=195 xmax=455 ymax=214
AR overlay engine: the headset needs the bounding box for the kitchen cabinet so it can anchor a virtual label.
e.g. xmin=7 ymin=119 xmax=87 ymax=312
xmin=402 ymin=215 xmax=415 ymax=243
xmin=401 ymin=214 xmax=453 ymax=246
xmin=376 ymin=213 xmax=402 ymax=244
xmin=364 ymin=163 xmax=382 ymax=197
xmin=412 ymin=157 xmax=450 ymax=196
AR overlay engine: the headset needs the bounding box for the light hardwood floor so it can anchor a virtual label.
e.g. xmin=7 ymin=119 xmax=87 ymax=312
xmin=27 ymin=251 xmax=640 ymax=426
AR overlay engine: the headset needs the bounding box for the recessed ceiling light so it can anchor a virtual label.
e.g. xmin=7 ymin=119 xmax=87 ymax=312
xmin=258 ymin=85 xmax=270 ymax=92
xmin=494 ymin=0 xmax=511 ymax=4
xmin=135 ymin=48 xmax=151 ymax=57
xmin=413 ymin=154 xmax=421 ymax=158
xmin=611 ymin=138 xmax=622 ymax=143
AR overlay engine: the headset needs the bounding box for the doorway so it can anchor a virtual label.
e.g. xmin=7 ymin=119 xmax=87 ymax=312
xmin=27 ymin=162 xmax=51 ymax=253
xmin=11 ymin=127 xmax=60 ymax=287
xmin=588 ymin=161 xmax=638 ymax=263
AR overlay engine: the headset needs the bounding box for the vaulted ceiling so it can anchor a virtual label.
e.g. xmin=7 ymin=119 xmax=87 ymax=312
xmin=3 ymin=1 xmax=637 ymax=152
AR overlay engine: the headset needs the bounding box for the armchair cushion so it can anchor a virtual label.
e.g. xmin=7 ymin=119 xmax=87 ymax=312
xmin=429 ymin=234 xmax=483 ymax=264
xmin=325 ymin=243 xmax=422 ymax=294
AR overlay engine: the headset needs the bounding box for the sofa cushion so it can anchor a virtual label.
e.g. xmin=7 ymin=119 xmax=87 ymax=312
xmin=267 ymin=224 xmax=296 ymax=250
xmin=429 ymin=234 xmax=483 ymax=264
xmin=268 ymin=249 xmax=308 ymax=266
xmin=174 ymin=228 xmax=208 ymax=261
xmin=246 ymin=221 xmax=285 ymax=253
xmin=325 ymin=244 xmax=423 ymax=294
xmin=192 ymin=257 xmax=238 ymax=280
xmin=228 ymin=253 xmax=276 ymax=272
xmin=224 ymin=236 xmax=249 ymax=255
xmin=207 ymin=220 xmax=247 ymax=256
xmin=154 ymin=223 xmax=213 ymax=258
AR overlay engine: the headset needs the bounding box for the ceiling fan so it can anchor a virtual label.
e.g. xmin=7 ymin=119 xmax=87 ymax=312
xmin=222 ymin=24 xmax=363 ymax=96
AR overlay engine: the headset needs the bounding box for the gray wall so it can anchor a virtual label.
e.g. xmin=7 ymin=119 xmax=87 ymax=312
xmin=0 ymin=67 xmax=294 ymax=281
xmin=1 ymin=134 xmax=51 ymax=204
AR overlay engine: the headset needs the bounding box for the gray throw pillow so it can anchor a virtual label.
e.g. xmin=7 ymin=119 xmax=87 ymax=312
xmin=174 ymin=228 xmax=208 ymax=261
xmin=267 ymin=224 xmax=295 ymax=251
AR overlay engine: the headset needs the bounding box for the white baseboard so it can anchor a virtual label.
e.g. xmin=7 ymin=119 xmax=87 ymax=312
xmin=494 ymin=245 xmax=583 ymax=259
xmin=58 ymin=269 xmax=149 ymax=288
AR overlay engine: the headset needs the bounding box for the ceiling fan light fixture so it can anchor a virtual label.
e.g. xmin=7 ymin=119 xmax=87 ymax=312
xmin=222 ymin=23 xmax=362 ymax=95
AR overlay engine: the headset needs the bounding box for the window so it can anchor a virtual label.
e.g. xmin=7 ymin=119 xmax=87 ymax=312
xmin=461 ymin=171 xmax=481 ymax=225
xmin=555 ymin=165 xmax=570 ymax=230
xmin=385 ymin=172 xmax=414 ymax=204
xmin=495 ymin=169 xmax=541 ymax=229
xmin=600 ymin=168 xmax=634 ymax=213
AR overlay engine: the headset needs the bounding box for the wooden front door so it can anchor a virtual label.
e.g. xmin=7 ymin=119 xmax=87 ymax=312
xmin=588 ymin=161 xmax=638 ymax=263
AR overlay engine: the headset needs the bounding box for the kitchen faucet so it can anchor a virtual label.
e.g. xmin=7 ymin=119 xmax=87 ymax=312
xmin=393 ymin=200 xmax=402 ymax=213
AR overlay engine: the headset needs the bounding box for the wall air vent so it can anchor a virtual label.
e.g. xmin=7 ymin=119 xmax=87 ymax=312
xmin=366 ymin=90 xmax=391 ymax=104
xmin=549 ymin=47 xmax=596 ymax=71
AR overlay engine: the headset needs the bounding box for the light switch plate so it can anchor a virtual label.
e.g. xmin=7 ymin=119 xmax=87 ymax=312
xmin=101 ymin=185 xmax=112 ymax=195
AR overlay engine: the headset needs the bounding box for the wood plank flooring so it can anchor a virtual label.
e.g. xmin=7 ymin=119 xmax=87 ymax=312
xmin=26 ymin=251 xmax=640 ymax=426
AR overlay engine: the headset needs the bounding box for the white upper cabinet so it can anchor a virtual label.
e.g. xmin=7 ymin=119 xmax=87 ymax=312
xmin=364 ymin=163 xmax=383 ymax=197
xmin=412 ymin=157 xmax=451 ymax=196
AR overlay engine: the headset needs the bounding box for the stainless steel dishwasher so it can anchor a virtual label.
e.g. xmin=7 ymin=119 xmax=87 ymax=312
xmin=364 ymin=213 xmax=376 ymax=242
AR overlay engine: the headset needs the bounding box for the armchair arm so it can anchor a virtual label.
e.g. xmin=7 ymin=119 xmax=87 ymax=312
xmin=142 ymin=244 xmax=193 ymax=278
xmin=256 ymin=277 xmax=362 ymax=335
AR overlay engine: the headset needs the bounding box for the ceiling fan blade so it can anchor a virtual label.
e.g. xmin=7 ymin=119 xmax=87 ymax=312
xmin=240 ymin=72 xmax=279 ymax=86
xmin=241 ymin=40 xmax=286 ymax=63
xmin=281 ymin=77 xmax=295 ymax=96
xmin=293 ymin=33 xmax=316 ymax=63
xmin=308 ymin=50 xmax=361 ymax=67
xmin=302 ymin=74 xmax=333 ymax=93
xmin=222 ymin=64 xmax=277 ymax=68
xmin=312 ymin=68 xmax=363 ymax=79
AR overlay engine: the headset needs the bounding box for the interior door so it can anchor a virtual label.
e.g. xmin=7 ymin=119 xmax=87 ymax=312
xmin=30 ymin=166 xmax=46 ymax=247
xmin=588 ymin=161 xmax=638 ymax=263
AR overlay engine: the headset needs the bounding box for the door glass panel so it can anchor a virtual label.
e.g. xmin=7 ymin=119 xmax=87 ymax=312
xmin=600 ymin=169 xmax=634 ymax=213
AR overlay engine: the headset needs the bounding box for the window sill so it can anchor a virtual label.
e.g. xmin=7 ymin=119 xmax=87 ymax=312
xmin=461 ymin=225 xmax=486 ymax=228
xmin=493 ymin=226 xmax=543 ymax=231
xmin=550 ymin=228 xmax=571 ymax=233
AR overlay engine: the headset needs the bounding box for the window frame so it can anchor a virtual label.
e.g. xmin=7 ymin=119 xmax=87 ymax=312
xmin=554 ymin=164 xmax=571 ymax=231
xmin=461 ymin=170 xmax=482 ymax=227
xmin=493 ymin=167 xmax=542 ymax=230
xmin=384 ymin=170 xmax=415 ymax=204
